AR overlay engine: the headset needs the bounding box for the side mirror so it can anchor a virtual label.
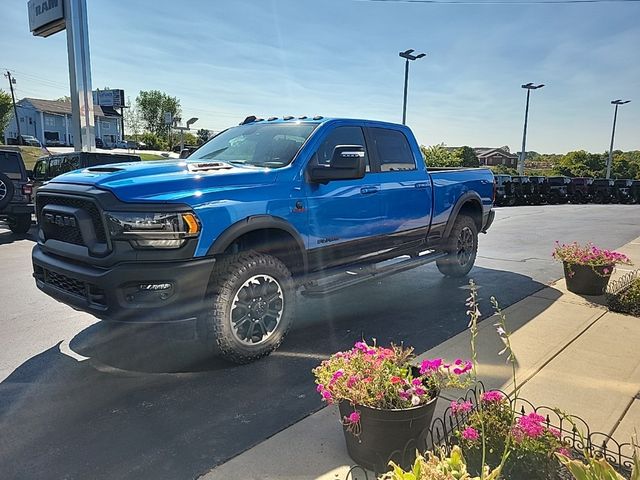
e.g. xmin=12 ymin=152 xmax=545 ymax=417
xmin=309 ymin=145 xmax=366 ymax=183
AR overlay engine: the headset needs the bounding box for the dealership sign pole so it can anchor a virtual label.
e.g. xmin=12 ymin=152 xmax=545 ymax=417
xmin=28 ymin=0 xmax=95 ymax=152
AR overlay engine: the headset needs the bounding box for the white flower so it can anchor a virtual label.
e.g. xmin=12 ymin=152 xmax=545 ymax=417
xmin=411 ymin=395 xmax=420 ymax=406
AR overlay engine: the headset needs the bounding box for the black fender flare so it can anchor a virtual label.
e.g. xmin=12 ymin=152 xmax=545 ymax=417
xmin=207 ymin=215 xmax=308 ymax=273
xmin=443 ymin=192 xmax=483 ymax=239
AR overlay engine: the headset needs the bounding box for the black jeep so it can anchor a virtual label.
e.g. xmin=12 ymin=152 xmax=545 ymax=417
xmin=0 ymin=149 xmax=33 ymax=234
xmin=568 ymin=177 xmax=593 ymax=203
xmin=510 ymin=176 xmax=533 ymax=205
xmin=546 ymin=176 xmax=571 ymax=204
xmin=528 ymin=176 xmax=548 ymax=205
xmin=590 ymin=179 xmax=615 ymax=204
xmin=613 ymin=179 xmax=635 ymax=204
xmin=494 ymin=174 xmax=515 ymax=206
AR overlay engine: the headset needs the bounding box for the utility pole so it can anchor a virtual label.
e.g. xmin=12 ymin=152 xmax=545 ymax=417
xmin=517 ymin=82 xmax=544 ymax=175
xmin=399 ymin=49 xmax=426 ymax=125
xmin=606 ymin=99 xmax=630 ymax=179
xmin=5 ymin=71 xmax=21 ymax=144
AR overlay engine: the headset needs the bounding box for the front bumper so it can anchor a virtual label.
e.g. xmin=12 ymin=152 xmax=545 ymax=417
xmin=32 ymin=244 xmax=215 ymax=322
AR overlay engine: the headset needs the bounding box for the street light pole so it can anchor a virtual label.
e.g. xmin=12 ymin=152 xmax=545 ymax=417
xmin=606 ymin=99 xmax=630 ymax=179
xmin=399 ymin=49 xmax=426 ymax=125
xmin=517 ymin=82 xmax=544 ymax=175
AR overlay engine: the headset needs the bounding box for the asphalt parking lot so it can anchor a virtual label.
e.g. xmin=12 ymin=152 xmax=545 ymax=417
xmin=0 ymin=204 xmax=639 ymax=480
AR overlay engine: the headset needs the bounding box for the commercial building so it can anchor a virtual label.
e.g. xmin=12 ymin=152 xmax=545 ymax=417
xmin=3 ymin=97 xmax=123 ymax=147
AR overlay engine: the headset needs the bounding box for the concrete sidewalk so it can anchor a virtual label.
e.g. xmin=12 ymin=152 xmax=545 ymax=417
xmin=201 ymin=237 xmax=640 ymax=480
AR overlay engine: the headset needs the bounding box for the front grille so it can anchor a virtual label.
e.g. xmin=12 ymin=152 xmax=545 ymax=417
xmin=37 ymin=195 xmax=107 ymax=245
xmin=35 ymin=266 xmax=106 ymax=307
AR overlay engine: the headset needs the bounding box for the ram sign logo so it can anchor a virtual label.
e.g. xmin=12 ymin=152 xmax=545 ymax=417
xmin=28 ymin=0 xmax=65 ymax=38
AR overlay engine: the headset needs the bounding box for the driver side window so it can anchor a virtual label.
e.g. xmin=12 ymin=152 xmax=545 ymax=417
xmin=34 ymin=160 xmax=48 ymax=179
xmin=316 ymin=126 xmax=370 ymax=172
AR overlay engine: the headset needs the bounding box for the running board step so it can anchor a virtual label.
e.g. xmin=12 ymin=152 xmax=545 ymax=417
xmin=301 ymin=251 xmax=448 ymax=297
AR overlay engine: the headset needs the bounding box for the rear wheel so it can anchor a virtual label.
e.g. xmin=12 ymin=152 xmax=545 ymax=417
xmin=7 ymin=214 xmax=31 ymax=234
xmin=436 ymin=215 xmax=478 ymax=278
xmin=0 ymin=173 xmax=14 ymax=210
xmin=198 ymin=251 xmax=295 ymax=364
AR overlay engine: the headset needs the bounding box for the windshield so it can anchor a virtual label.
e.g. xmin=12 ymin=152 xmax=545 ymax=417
xmin=189 ymin=122 xmax=317 ymax=168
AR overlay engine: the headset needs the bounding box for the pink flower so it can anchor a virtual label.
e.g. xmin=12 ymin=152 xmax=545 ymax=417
xmin=316 ymin=384 xmax=324 ymax=393
xmin=390 ymin=376 xmax=404 ymax=384
xmin=411 ymin=378 xmax=423 ymax=387
xmin=321 ymin=390 xmax=333 ymax=402
xmin=398 ymin=390 xmax=411 ymax=400
xmin=346 ymin=376 xmax=358 ymax=388
xmin=480 ymin=390 xmax=504 ymax=403
xmin=514 ymin=413 xmax=546 ymax=438
xmin=453 ymin=360 xmax=472 ymax=375
xmin=450 ymin=400 xmax=473 ymax=415
xmin=414 ymin=386 xmax=426 ymax=396
xmin=354 ymin=341 xmax=368 ymax=351
xmin=462 ymin=427 xmax=479 ymax=441
xmin=419 ymin=358 xmax=443 ymax=374
xmin=557 ymin=447 xmax=572 ymax=458
xmin=344 ymin=411 xmax=360 ymax=424
xmin=330 ymin=370 xmax=344 ymax=385
xmin=550 ymin=428 xmax=561 ymax=438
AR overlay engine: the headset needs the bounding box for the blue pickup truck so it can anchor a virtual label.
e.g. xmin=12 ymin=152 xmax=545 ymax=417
xmin=32 ymin=117 xmax=495 ymax=363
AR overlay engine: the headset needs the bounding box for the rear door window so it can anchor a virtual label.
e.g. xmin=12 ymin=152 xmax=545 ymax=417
xmin=367 ymin=128 xmax=416 ymax=172
xmin=0 ymin=151 xmax=23 ymax=179
xmin=60 ymin=155 xmax=80 ymax=174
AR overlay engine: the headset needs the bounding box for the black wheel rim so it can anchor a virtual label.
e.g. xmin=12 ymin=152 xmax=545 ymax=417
xmin=456 ymin=226 xmax=475 ymax=266
xmin=0 ymin=180 xmax=6 ymax=201
xmin=230 ymin=274 xmax=284 ymax=346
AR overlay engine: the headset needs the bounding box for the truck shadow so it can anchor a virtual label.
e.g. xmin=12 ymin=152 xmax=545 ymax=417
xmin=0 ymin=266 xmax=555 ymax=480
xmin=0 ymin=225 xmax=36 ymax=245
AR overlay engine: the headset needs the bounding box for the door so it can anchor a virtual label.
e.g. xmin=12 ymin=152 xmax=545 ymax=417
xmin=304 ymin=125 xmax=383 ymax=270
xmin=365 ymin=127 xmax=432 ymax=250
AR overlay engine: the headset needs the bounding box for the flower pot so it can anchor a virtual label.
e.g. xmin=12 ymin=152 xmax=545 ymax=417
xmin=563 ymin=262 xmax=613 ymax=296
xmin=338 ymin=394 xmax=439 ymax=473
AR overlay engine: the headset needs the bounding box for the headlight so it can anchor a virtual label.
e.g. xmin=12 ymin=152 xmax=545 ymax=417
xmin=105 ymin=211 xmax=201 ymax=249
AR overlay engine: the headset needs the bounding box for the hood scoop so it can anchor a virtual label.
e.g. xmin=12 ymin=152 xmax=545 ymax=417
xmin=85 ymin=166 xmax=125 ymax=173
xmin=187 ymin=162 xmax=234 ymax=173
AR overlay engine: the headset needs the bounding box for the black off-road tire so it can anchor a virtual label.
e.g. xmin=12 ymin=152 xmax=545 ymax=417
xmin=436 ymin=214 xmax=478 ymax=278
xmin=7 ymin=214 xmax=32 ymax=234
xmin=199 ymin=251 xmax=296 ymax=364
xmin=0 ymin=173 xmax=14 ymax=210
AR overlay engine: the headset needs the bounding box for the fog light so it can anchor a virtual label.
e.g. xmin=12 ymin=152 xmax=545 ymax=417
xmin=138 ymin=283 xmax=172 ymax=291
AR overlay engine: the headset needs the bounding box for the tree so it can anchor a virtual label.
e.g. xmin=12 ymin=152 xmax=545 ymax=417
xmin=123 ymin=96 xmax=143 ymax=140
xmin=0 ymin=90 xmax=12 ymax=137
xmin=456 ymin=146 xmax=480 ymax=167
xmin=420 ymin=144 xmax=462 ymax=167
xmin=55 ymin=96 xmax=71 ymax=102
xmin=135 ymin=90 xmax=181 ymax=140
xmin=196 ymin=128 xmax=210 ymax=145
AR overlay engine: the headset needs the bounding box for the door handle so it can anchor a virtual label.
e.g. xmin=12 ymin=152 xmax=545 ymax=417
xmin=360 ymin=186 xmax=379 ymax=195
xmin=415 ymin=182 xmax=430 ymax=189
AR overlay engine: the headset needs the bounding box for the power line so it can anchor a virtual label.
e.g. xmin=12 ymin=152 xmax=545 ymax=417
xmin=357 ymin=0 xmax=640 ymax=4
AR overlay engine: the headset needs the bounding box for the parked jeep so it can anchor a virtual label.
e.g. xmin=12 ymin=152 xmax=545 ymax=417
xmin=632 ymin=180 xmax=640 ymax=204
xmin=590 ymin=179 xmax=615 ymax=204
xmin=546 ymin=176 xmax=571 ymax=204
xmin=528 ymin=176 xmax=548 ymax=205
xmin=32 ymin=152 xmax=142 ymax=192
xmin=494 ymin=175 xmax=514 ymax=206
xmin=0 ymin=149 xmax=33 ymax=234
xmin=568 ymin=177 xmax=593 ymax=203
xmin=510 ymin=176 xmax=532 ymax=205
xmin=613 ymin=179 xmax=635 ymax=204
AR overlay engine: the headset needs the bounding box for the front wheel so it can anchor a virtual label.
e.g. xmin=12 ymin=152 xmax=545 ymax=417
xmin=198 ymin=251 xmax=295 ymax=364
xmin=436 ymin=215 xmax=478 ymax=278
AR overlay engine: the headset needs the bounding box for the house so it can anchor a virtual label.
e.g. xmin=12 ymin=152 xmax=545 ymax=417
xmin=474 ymin=147 xmax=518 ymax=167
xmin=3 ymin=97 xmax=123 ymax=147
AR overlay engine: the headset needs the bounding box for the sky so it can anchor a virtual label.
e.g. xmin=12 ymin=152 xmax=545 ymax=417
xmin=1 ymin=0 xmax=639 ymax=153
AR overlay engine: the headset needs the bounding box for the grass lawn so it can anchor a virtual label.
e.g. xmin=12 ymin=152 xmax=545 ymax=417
xmin=1 ymin=146 xmax=47 ymax=170
xmin=139 ymin=153 xmax=166 ymax=161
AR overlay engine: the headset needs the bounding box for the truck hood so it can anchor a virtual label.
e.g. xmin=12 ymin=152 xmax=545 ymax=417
xmin=51 ymin=160 xmax=279 ymax=202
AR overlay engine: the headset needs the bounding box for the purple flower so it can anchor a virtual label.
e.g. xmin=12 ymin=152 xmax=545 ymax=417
xmin=461 ymin=427 xmax=479 ymax=441
xmin=346 ymin=376 xmax=358 ymax=388
xmin=480 ymin=390 xmax=504 ymax=403
xmin=453 ymin=360 xmax=472 ymax=375
xmin=316 ymin=384 xmax=324 ymax=393
xmin=411 ymin=378 xmax=423 ymax=387
xmin=344 ymin=411 xmax=360 ymax=424
xmin=321 ymin=390 xmax=333 ymax=402
xmin=450 ymin=400 xmax=473 ymax=415
xmin=419 ymin=358 xmax=443 ymax=374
